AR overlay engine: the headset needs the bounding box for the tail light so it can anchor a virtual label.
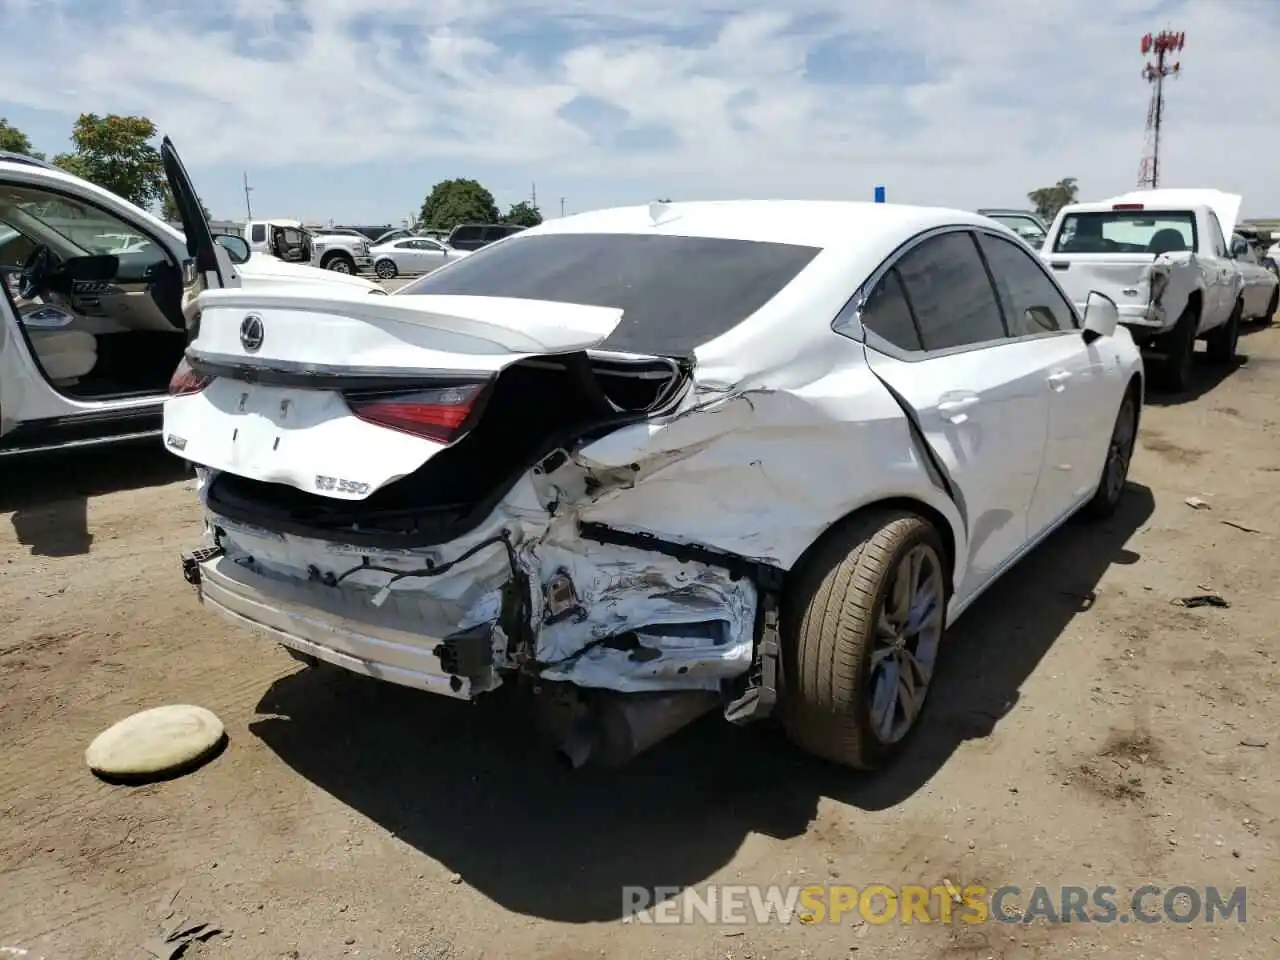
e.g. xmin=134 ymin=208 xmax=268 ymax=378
xmin=169 ymin=357 xmax=211 ymax=396
xmin=347 ymin=383 xmax=486 ymax=443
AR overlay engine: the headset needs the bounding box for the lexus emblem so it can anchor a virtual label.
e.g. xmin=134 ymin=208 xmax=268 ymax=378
xmin=239 ymin=313 xmax=264 ymax=352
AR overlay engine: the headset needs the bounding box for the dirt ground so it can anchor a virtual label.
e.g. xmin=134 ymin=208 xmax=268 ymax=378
xmin=2 ymin=327 xmax=1278 ymax=960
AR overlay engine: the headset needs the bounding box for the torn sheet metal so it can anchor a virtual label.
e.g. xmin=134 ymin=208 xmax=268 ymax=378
xmin=526 ymin=523 xmax=757 ymax=693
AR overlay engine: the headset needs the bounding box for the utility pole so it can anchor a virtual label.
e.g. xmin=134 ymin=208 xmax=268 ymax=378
xmin=559 ymin=197 xmax=566 ymax=217
xmin=242 ymin=171 xmax=254 ymax=219
xmin=531 ymin=182 xmax=537 ymax=209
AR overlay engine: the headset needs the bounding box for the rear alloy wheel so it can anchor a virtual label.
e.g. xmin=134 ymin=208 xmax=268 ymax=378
xmin=1205 ymin=299 xmax=1241 ymax=364
xmin=375 ymin=258 xmax=398 ymax=280
xmin=1153 ymin=302 xmax=1198 ymax=393
xmin=781 ymin=510 xmax=948 ymax=770
xmin=1082 ymin=387 xmax=1138 ymax=519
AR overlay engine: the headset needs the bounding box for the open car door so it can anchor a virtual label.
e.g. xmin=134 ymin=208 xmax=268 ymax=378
xmin=160 ymin=136 xmax=239 ymax=333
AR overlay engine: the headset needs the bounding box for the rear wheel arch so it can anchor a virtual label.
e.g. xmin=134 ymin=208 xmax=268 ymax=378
xmin=785 ymin=495 xmax=959 ymax=602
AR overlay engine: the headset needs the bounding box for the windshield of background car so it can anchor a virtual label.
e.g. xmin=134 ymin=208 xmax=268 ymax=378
xmin=1053 ymin=210 xmax=1197 ymax=254
xmin=398 ymin=232 xmax=822 ymax=355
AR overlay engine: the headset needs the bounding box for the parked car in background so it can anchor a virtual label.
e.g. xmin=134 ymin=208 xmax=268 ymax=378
xmin=0 ymin=141 xmax=381 ymax=457
xmin=1042 ymin=188 xmax=1244 ymax=391
xmin=1230 ymin=231 xmax=1279 ymax=325
xmin=446 ymin=222 xmax=525 ymax=251
xmin=977 ymin=209 xmax=1048 ymax=248
xmin=337 ymin=224 xmax=396 ymax=243
xmin=166 ymin=199 xmax=1141 ymax=772
xmin=373 ymin=228 xmax=415 ymax=246
xmin=370 ymin=236 xmax=469 ymax=279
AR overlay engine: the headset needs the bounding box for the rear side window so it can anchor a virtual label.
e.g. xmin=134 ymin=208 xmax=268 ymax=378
xmin=977 ymin=233 xmax=1076 ymax=335
xmin=250 ymin=223 xmax=266 ymax=243
xmin=894 ymin=232 xmax=1006 ymax=350
xmin=399 ymin=233 xmax=821 ymax=356
xmin=860 ymin=268 xmax=922 ymax=351
xmin=450 ymin=226 xmax=483 ymax=242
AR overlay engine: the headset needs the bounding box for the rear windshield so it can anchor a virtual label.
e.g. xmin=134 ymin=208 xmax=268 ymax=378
xmin=397 ymin=233 xmax=822 ymax=355
xmin=1052 ymin=210 xmax=1197 ymax=255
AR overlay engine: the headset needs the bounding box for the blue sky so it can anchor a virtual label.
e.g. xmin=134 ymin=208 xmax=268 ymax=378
xmin=2 ymin=0 xmax=1278 ymax=224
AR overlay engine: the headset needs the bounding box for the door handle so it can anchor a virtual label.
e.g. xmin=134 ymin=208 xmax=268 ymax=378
xmin=1047 ymin=369 xmax=1072 ymax=390
xmin=937 ymin=393 xmax=980 ymax=423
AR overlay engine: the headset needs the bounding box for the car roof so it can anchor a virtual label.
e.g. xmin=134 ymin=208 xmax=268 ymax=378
xmin=0 ymin=152 xmax=58 ymax=171
xmin=527 ymin=200 xmax=993 ymax=252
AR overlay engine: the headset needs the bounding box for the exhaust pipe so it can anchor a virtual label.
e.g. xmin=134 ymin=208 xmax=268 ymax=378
xmin=551 ymin=690 xmax=720 ymax=770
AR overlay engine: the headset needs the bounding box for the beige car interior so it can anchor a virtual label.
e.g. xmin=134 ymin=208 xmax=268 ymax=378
xmin=0 ymin=186 xmax=186 ymax=396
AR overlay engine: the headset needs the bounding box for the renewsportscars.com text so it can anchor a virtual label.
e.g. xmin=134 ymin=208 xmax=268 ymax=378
xmin=622 ymin=883 xmax=1248 ymax=925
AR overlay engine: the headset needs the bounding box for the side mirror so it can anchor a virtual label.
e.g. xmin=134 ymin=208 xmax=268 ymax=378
xmin=1081 ymin=291 xmax=1119 ymax=344
xmin=1024 ymin=305 xmax=1059 ymax=333
xmin=213 ymin=234 xmax=250 ymax=265
xmin=1230 ymin=236 xmax=1248 ymax=258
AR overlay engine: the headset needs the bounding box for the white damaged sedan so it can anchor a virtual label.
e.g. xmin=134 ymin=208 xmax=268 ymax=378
xmin=164 ymin=200 xmax=1143 ymax=771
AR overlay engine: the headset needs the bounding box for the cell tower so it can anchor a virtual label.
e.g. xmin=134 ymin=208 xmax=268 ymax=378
xmin=1137 ymin=29 xmax=1185 ymax=189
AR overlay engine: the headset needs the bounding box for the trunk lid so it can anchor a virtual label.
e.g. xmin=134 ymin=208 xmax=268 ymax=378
xmin=163 ymin=288 xmax=630 ymax=501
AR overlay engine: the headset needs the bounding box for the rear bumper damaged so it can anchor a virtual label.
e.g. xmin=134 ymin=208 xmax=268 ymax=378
xmin=184 ymin=504 xmax=764 ymax=705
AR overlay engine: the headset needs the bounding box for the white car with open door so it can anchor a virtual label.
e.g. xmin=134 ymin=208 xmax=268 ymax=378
xmin=0 ymin=144 xmax=381 ymax=456
xmin=166 ymin=201 xmax=1143 ymax=772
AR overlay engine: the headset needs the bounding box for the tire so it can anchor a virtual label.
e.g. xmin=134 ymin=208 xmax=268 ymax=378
xmin=1205 ymin=299 xmax=1241 ymax=364
xmin=1081 ymin=385 xmax=1139 ymax=520
xmin=1263 ymin=288 xmax=1278 ymax=327
xmin=781 ymin=510 xmax=949 ymax=770
xmin=1152 ymin=301 xmax=1198 ymax=393
xmin=374 ymin=258 xmax=398 ymax=280
xmin=322 ymin=253 xmax=354 ymax=274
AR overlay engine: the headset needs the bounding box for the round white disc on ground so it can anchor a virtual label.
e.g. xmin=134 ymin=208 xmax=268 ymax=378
xmin=85 ymin=705 xmax=226 ymax=780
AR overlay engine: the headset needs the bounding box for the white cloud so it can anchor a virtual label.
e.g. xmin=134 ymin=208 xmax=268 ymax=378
xmin=2 ymin=0 xmax=1278 ymax=215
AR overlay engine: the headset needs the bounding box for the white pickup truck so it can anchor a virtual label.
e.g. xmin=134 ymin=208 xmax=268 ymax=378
xmin=1042 ymin=189 xmax=1245 ymax=391
xmin=237 ymin=219 xmax=372 ymax=275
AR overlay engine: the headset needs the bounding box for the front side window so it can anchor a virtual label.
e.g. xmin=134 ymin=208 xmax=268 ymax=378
xmin=894 ymin=232 xmax=1006 ymax=350
xmin=399 ymin=232 xmax=821 ymax=356
xmin=977 ymin=232 xmax=1076 ymax=335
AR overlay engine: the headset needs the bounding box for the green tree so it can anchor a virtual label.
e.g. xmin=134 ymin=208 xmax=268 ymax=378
xmin=0 ymin=118 xmax=44 ymax=159
xmin=502 ymin=200 xmax=543 ymax=228
xmin=160 ymin=186 xmax=211 ymax=223
xmin=420 ymin=178 xmax=500 ymax=231
xmin=52 ymin=113 xmax=165 ymax=208
xmin=1027 ymin=177 xmax=1079 ymax=223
